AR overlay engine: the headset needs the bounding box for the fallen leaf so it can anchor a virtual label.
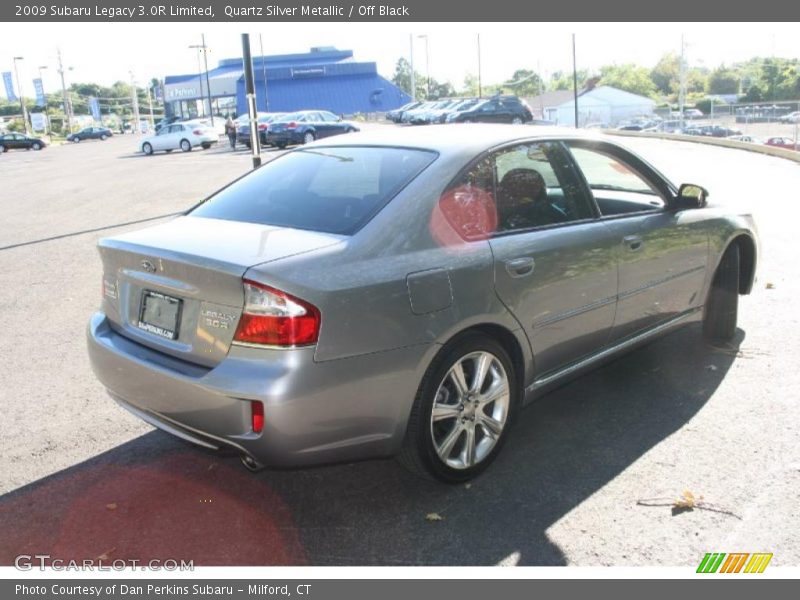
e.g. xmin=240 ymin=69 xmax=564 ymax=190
xmin=464 ymin=483 xmax=472 ymax=490
xmin=766 ymin=282 xmax=775 ymax=289
xmin=105 ymin=503 xmax=117 ymax=511
xmin=425 ymin=512 xmax=444 ymax=522
xmin=705 ymin=364 xmax=718 ymax=371
xmin=674 ymin=490 xmax=704 ymax=509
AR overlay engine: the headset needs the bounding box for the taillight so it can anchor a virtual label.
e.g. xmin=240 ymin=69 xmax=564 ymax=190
xmin=258 ymin=123 xmax=268 ymax=131
xmin=233 ymin=280 xmax=320 ymax=346
xmin=193 ymin=129 xmax=203 ymax=135
xmin=251 ymin=401 xmax=264 ymax=433
xmin=287 ymin=121 xmax=297 ymax=129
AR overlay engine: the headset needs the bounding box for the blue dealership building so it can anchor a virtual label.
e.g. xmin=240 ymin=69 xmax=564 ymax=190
xmin=163 ymin=47 xmax=411 ymax=118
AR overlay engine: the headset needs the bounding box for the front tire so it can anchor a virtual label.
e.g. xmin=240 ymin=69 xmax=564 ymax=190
xmin=704 ymin=243 xmax=740 ymax=343
xmin=72 ymin=137 xmax=81 ymax=143
xmin=303 ymin=131 xmax=315 ymax=144
xmin=0 ymin=144 xmax=5 ymax=153
xmin=399 ymin=334 xmax=518 ymax=483
xmin=32 ymin=142 xmax=42 ymax=150
xmin=142 ymin=142 xmax=153 ymax=155
xmin=511 ymin=117 xmax=523 ymax=124
xmin=180 ymin=139 xmax=192 ymax=152
xmin=100 ymin=134 xmax=107 ymax=141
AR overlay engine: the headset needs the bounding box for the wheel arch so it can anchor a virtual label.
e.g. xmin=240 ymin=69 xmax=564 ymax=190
xmin=730 ymin=234 xmax=757 ymax=295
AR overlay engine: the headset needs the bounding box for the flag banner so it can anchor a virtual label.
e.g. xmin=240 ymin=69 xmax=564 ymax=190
xmin=33 ymin=78 xmax=46 ymax=106
xmin=89 ymin=97 xmax=101 ymax=121
xmin=3 ymin=71 xmax=17 ymax=102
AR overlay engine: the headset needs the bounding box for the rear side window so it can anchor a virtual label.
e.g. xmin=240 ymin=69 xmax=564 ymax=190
xmin=190 ymin=147 xmax=436 ymax=235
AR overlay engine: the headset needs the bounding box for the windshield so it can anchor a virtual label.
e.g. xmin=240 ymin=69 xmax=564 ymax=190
xmin=190 ymin=147 xmax=437 ymax=235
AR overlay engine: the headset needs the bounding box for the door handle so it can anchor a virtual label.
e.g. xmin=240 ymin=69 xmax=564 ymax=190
xmin=504 ymin=257 xmax=536 ymax=277
xmin=623 ymin=235 xmax=643 ymax=251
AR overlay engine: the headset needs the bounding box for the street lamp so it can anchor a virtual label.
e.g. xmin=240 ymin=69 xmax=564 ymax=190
xmin=188 ymin=36 xmax=213 ymax=125
xmin=12 ymin=56 xmax=29 ymax=134
xmin=417 ymin=34 xmax=430 ymax=99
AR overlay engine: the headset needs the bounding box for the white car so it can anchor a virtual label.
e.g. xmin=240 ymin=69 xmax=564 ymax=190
xmin=186 ymin=118 xmax=226 ymax=137
xmin=140 ymin=123 xmax=218 ymax=155
xmin=779 ymin=111 xmax=800 ymax=124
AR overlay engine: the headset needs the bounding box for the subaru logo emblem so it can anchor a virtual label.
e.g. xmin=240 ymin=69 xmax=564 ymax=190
xmin=141 ymin=260 xmax=156 ymax=273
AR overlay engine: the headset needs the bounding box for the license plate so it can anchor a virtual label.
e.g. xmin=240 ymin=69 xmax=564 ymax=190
xmin=137 ymin=291 xmax=182 ymax=340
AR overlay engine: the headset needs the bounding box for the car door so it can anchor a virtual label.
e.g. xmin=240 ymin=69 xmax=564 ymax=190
xmin=480 ymin=141 xmax=619 ymax=376
xmin=152 ymin=125 xmax=173 ymax=150
xmin=474 ymin=100 xmax=501 ymax=123
xmin=565 ymin=141 xmax=709 ymax=341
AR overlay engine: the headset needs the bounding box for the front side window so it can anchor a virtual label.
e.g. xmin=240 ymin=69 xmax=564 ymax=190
xmin=190 ymin=147 xmax=436 ymax=235
xmin=567 ymin=145 xmax=666 ymax=215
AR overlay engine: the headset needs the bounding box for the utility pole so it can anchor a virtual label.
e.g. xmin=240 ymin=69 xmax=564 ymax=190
xmin=679 ymin=34 xmax=686 ymax=132
xmin=201 ymin=34 xmax=213 ymax=125
xmin=409 ymin=34 xmax=415 ymax=102
xmin=241 ymin=34 xmax=261 ymax=169
xmin=418 ymin=34 xmax=430 ymax=99
xmin=259 ymin=33 xmax=269 ymax=112
xmin=572 ymin=34 xmax=579 ymax=128
xmin=477 ymin=34 xmax=482 ymax=98
xmin=129 ymin=71 xmax=140 ymax=133
xmin=12 ymin=56 xmax=29 ymax=134
xmin=57 ymin=47 xmax=72 ymax=133
xmin=188 ymin=42 xmax=205 ymax=118
xmin=146 ymin=83 xmax=154 ymax=130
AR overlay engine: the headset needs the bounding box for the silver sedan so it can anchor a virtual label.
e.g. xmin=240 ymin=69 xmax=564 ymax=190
xmin=87 ymin=125 xmax=758 ymax=482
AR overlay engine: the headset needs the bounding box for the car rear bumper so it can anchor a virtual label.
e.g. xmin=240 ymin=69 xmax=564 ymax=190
xmin=87 ymin=312 xmax=429 ymax=467
xmin=265 ymin=132 xmax=301 ymax=145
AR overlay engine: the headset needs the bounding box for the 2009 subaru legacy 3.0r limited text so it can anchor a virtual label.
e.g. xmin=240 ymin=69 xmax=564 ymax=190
xmin=87 ymin=125 xmax=758 ymax=482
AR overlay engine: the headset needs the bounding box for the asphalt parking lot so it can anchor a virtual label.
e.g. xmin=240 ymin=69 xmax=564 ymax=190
xmin=0 ymin=130 xmax=798 ymax=566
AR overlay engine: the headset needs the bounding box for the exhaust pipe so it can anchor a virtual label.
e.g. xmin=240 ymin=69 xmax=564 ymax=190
xmin=240 ymin=454 xmax=265 ymax=472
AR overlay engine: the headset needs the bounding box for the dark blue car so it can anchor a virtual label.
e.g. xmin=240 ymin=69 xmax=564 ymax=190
xmin=265 ymin=111 xmax=359 ymax=149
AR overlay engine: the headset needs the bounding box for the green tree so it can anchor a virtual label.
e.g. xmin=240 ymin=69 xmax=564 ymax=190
xmin=391 ymin=57 xmax=426 ymax=99
xmin=549 ymin=70 xmax=588 ymax=91
xmin=650 ymin=53 xmax=680 ymax=95
xmin=503 ymin=69 xmax=544 ymax=97
xmin=708 ymin=67 xmax=740 ymax=95
xmin=598 ymin=64 xmax=657 ymax=98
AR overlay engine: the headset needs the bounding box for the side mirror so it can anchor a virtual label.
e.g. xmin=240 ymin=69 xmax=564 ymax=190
xmin=675 ymin=183 xmax=709 ymax=209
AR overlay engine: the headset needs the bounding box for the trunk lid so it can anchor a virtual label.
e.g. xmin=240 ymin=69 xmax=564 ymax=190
xmin=98 ymin=216 xmax=344 ymax=367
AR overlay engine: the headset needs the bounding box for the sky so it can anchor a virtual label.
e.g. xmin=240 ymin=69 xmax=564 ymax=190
xmin=1 ymin=22 xmax=798 ymax=98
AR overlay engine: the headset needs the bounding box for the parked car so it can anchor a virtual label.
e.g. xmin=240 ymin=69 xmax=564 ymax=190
xmin=0 ymin=132 xmax=47 ymax=152
xmin=778 ymin=111 xmax=800 ymax=124
xmin=687 ymin=124 xmax=742 ymax=138
xmin=87 ymin=125 xmax=758 ymax=482
xmin=386 ymin=101 xmax=423 ymax=123
xmin=67 ymin=126 xmax=113 ymax=142
xmin=237 ymin=112 xmax=286 ymax=148
xmin=727 ymin=134 xmax=763 ymax=144
xmin=448 ymin=95 xmax=533 ymax=124
xmin=139 ymin=122 xmax=218 ymax=155
xmin=155 ymin=116 xmax=181 ymax=133
xmin=187 ymin=117 xmax=225 ymax=137
xmin=765 ymin=136 xmax=798 ymax=150
xmin=265 ymin=110 xmax=358 ymax=149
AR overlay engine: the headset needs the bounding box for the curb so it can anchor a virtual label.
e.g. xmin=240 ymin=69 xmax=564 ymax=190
xmin=607 ymin=130 xmax=800 ymax=163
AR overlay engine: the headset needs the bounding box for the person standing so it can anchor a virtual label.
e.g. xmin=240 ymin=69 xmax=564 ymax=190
xmin=225 ymin=117 xmax=237 ymax=150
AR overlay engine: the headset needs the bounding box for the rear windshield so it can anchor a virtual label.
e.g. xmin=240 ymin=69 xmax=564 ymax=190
xmin=190 ymin=147 xmax=436 ymax=235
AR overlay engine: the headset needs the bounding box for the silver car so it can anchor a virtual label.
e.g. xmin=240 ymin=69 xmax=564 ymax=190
xmin=87 ymin=126 xmax=758 ymax=482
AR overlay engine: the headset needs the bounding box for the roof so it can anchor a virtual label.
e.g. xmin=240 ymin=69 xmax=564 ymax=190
xmin=309 ymin=123 xmax=607 ymax=155
xmin=524 ymin=90 xmax=580 ymax=108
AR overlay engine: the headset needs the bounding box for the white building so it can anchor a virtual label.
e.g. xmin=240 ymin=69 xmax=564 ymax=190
xmin=527 ymin=85 xmax=656 ymax=127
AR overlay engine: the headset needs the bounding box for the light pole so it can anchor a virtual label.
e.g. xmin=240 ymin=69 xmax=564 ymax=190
xmin=38 ymin=65 xmax=50 ymax=137
xmin=409 ymin=34 xmax=415 ymax=101
xmin=417 ymin=34 xmax=430 ymax=99
xmin=56 ymin=47 xmax=73 ymax=134
xmin=12 ymin=56 xmax=29 ymax=134
xmin=477 ymin=34 xmax=482 ymax=98
xmin=189 ymin=37 xmax=214 ymax=124
xmin=129 ymin=71 xmax=141 ymax=133
xmin=188 ymin=43 xmax=206 ymax=119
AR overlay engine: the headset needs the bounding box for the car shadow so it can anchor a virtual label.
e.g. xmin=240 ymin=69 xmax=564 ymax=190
xmin=0 ymin=324 xmax=742 ymax=566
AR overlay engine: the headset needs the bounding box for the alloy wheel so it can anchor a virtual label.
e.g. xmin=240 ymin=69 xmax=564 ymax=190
xmin=429 ymin=351 xmax=510 ymax=470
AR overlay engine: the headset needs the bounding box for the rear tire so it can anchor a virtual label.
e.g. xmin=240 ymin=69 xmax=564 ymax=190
xmin=142 ymin=142 xmax=153 ymax=155
xmin=0 ymin=144 xmax=5 ymax=153
xmin=277 ymin=142 xmax=287 ymax=149
xmin=399 ymin=333 xmax=519 ymax=483
xmin=180 ymin=139 xmax=192 ymax=152
xmin=704 ymin=243 xmax=740 ymax=343
xmin=511 ymin=117 xmax=523 ymax=124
